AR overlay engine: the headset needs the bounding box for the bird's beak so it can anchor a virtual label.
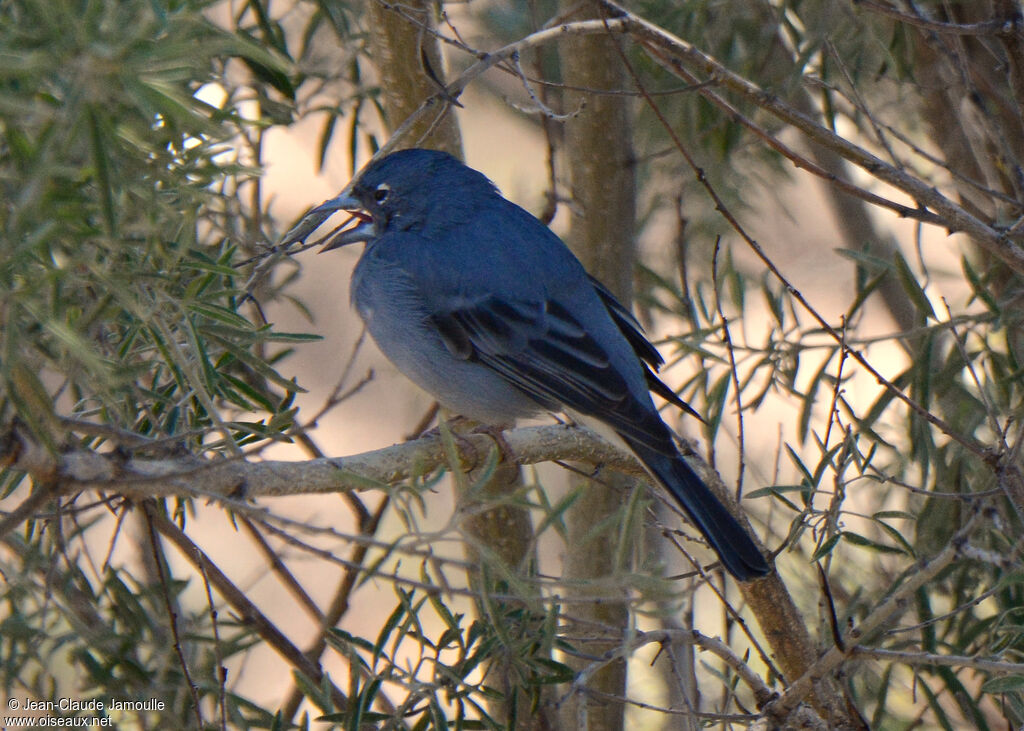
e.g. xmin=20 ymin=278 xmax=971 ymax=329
xmin=317 ymin=193 xmax=376 ymax=252
xmin=280 ymin=191 xmax=376 ymax=252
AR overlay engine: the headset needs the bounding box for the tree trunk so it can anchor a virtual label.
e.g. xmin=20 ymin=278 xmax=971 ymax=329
xmin=558 ymin=3 xmax=637 ymax=728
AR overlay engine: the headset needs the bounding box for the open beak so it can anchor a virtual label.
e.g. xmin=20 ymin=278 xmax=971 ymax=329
xmin=281 ymin=191 xmax=376 ymax=252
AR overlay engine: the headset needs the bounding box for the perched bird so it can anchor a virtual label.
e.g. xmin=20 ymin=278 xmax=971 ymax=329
xmin=292 ymin=148 xmax=770 ymax=580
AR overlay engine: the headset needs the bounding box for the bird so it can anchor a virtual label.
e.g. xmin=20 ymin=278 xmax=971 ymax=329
xmin=290 ymin=148 xmax=770 ymax=581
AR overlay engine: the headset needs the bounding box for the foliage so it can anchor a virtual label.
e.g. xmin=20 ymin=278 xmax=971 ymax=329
xmin=0 ymin=0 xmax=318 ymax=724
xmin=0 ymin=0 xmax=301 ymax=453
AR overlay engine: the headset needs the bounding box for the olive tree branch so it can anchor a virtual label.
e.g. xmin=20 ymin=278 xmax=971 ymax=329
xmin=1 ymin=423 xmax=644 ymax=500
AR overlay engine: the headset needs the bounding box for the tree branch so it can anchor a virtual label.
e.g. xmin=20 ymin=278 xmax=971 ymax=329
xmin=596 ymin=1 xmax=1024 ymax=274
xmin=2 ymin=424 xmax=644 ymax=500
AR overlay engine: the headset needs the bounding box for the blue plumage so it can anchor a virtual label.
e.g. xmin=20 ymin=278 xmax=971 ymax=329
xmin=304 ymin=148 xmax=769 ymax=580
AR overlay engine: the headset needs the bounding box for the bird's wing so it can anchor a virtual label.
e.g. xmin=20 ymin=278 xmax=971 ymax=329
xmin=587 ymin=275 xmax=663 ymax=369
xmin=587 ymin=275 xmax=703 ymax=421
xmin=429 ymin=295 xmax=676 ymax=455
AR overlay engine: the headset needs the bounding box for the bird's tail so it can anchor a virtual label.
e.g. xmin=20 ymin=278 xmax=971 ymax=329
xmin=624 ymin=438 xmax=770 ymax=580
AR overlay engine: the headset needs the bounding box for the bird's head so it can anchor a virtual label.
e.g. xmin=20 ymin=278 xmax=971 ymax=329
xmin=287 ymin=148 xmax=497 ymax=252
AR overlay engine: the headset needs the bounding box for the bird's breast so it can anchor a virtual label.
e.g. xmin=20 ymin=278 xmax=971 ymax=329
xmin=347 ymin=247 xmax=545 ymax=423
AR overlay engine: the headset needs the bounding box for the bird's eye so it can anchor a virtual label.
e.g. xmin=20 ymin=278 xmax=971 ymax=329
xmin=373 ymin=184 xmax=391 ymax=204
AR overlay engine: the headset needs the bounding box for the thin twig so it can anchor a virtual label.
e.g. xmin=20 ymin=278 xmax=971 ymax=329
xmin=765 ymin=512 xmax=976 ymax=721
xmin=197 ymin=555 xmax=229 ymax=731
xmin=596 ymin=1 xmax=1024 ymax=272
xmin=711 ymin=239 xmax=747 ymax=498
xmin=148 ymin=507 xmax=351 ymax=711
xmin=0 ymin=482 xmax=55 ymax=542
xmin=239 ymin=516 xmax=325 ymax=623
xmin=851 ymin=0 xmax=1013 ymax=36
xmin=278 ymin=498 xmax=399 ymax=724
xmin=600 ymin=5 xmax=990 ymax=463
xmin=142 ymin=503 xmax=204 ymax=728
xmin=567 ymin=628 xmax=774 ymax=707
xmin=853 ymin=646 xmax=1024 ymax=674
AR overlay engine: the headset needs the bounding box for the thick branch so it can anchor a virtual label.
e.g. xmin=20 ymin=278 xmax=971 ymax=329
xmin=366 ymin=0 xmax=463 ymax=154
xmin=3 ymin=424 xmax=643 ymax=499
xmin=764 ymin=522 xmax=969 ymax=723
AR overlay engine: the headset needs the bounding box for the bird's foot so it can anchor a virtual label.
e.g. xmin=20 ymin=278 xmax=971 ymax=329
xmin=420 ymin=418 xmax=513 ymax=465
xmin=467 ymin=423 xmax=514 ymax=463
xmin=418 ymin=414 xmax=474 ymax=441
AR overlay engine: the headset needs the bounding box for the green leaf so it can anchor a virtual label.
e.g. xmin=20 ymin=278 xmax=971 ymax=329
xmin=319 ymin=106 xmax=339 ymax=173
xmin=835 ymin=247 xmax=892 ymax=272
xmin=871 ymin=519 xmax=915 ymax=556
xmin=961 ymin=255 xmax=999 ymax=312
xmin=373 ymin=598 xmax=406 ymax=667
xmin=845 ymin=271 xmax=887 ymax=322
xmin=841 ymin=530 xmax=905 ymax=554
xmin=530 ymin=658 xmax=576 ymax=684
xmin=799 ymin=348 xmax=836 ymax=443
xmin=810 ymin=533 xmax=841 ymax=562
xmin=784 ymin=445 xmax=816 ymax=501
xmin=981 ymin=675 xmax=1024 ymax=693
xmin=263 ymin=331 xmax=323 ymax=342
xmin=187 ymin=302 xmax=255 ymax=330
xmin=893 ymin=250 xmax=935 ymax=320
xmin=745 ymin=484 xmax=810 ymax=500
xmin=326 ymin=628 xmax=375 ymax=656
xmin=704 ymin=371 xmax=731 ymax=442
xmin=86 ymin=105 xmax=116 ymax=237
xmin=206 ymin=331 xmax=306 ymax=392
xmin=872 ymin=510 xmax=916 ymax=521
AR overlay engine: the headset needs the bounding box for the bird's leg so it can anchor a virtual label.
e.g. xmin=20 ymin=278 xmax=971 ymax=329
xmin=467 ymin=422 xmax=515 ymax=463
xmin=420 ymin=412 xmax=514 ymax=465
xmin=418 ymin=413 xmax=473 ymax=440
